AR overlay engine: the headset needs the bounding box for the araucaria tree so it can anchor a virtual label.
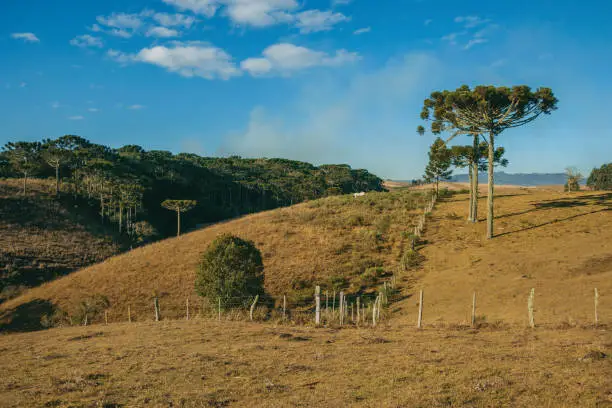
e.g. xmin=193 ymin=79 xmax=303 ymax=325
xmin=2 ymin=141 xmax=42 ymax=194
xmin=161 ymin=199 xmax=197 ymax=236
xmin=424 ymin=137 xmax=453 ymax=195
xmin=195 ymin=234 xmax=264 ymax=309
xmin=419 ymin=85 xmax=558 ymax=238
xmin=41 ymin=140 xmax=70 ymax=196
xmin=451 ymin=143 xmax=508 ymax=222
xmin=586 ymin=163 xmax=611 ymax=190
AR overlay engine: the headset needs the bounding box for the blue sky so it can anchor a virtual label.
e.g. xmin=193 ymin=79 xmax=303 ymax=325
xmin=1 ymin=0 xmax=610 ymax=179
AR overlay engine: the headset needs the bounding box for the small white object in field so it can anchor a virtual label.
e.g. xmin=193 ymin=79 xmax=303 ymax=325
xmin=353 ymin=192 xmax=366 ymax=198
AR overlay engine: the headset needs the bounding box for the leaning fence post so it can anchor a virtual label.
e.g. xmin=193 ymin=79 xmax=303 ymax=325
xmin=528 ymin=288 xmax=535 ymax=328
xmin=356 ymin=297 xmax=361 ymax=325
xmin=283 ymin=295 xmax=287 ymax=321
xmin=471 ymin=292 xmax=476 ymax=328
xmin=104 ymin=310 xmax=108 ymax=325
xmin=250 ymin=295 xmax=259 ymax=321
xmin=315 ymin=286 xmax=321 ymax=326
xmin=417 ymin=289 xmax=424 ymax=329
xmin=154 ymin=296 xmax=160 ymax=322
xmin=186 ymin=297 xmax=190 ymax=321
xmin=128 ymin=305 xmax=131 ymax=323
xmin=594 ymin=288 xmax=599 ymax=327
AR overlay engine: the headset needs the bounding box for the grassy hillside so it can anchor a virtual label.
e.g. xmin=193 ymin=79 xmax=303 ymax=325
xmin=0 ymin=189 xmax=431 ymax=330
xmin=0 ymin=187 xmax=611 ymax=407
xmin=0 ymin=179 xmax=122 ymax=302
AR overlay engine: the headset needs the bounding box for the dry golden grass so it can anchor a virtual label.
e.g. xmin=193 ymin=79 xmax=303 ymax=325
xmin=0 ymin=320 xmax=610 ymax=407
xmin=0 ymin=179 xmax=120 ymax=301
xmin=0 ymin=189 xmax=428 ymax=327
xmin=0 ymin=186 xmax=611 ymax=407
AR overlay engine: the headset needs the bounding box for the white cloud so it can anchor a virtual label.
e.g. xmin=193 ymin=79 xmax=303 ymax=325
xmin=70 ymin=34 xmax=104 ymax=48
xmin=223 ymin=0 xmax=298 ymax=28
xmin=152 ymin=12 xmax=196 ymax=27
xmin=136 ymin=43 xmax=241 ymax=79
xmin=88 ymin=108 xmax=100 ymax=112
xmin=68 ymin=116 xmax=84 ymax=120
xmin=162 ymin=0 xmax=219 ymax=17
xmin=441 ymin=31 xmax=466 ymax=46
xmin=464 ymin=38 xmax=488 ymax=50
xmin=331 ymin=0 xmax=352 ymax=5
xmin=108 ymin=42 xmax=241 ymax=80
xmin=51 ymin=101 xmax=61 ymax=109
xmin=162 ymin=0 xmax=347 ymax=32
xmin=454 ymin=15 xmax=490 ymax=28
xmin=353 ymin=27 xmax=371 ymax=35
xmin=97 ymin=12 xmax=144 ymax=30
xmin=128 ymin=104 xmax=145 ymax=110
xmin=10 ymin=32 xmax=40 ymax=43
xmin=424 ymin=19 xmax=432 ymax=26
xmin=294 ymin=10 xmax=349 ymax=33
xmin=19 ymin=82 xmax=27 ymax=88
xmin=146 ymin=26 xmax=181 ymax=37
xmin=241 ymin=43 xmax=360 ymax=76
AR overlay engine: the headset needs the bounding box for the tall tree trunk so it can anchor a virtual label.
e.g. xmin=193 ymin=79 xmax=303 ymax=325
xmin=487 ymin=132 xmax=495 ymax=239
xmin=467 ymin=165 xmax=473 ymax=221
xmin=119 ymin=204 xmax=123 ymax=234
xmin=471 ymin=134 xmax=479 ymax=223
xmin=436 ymin=177 xmax=439 ymax=195
xmin=55 ymin=166 xmax=60 ymax=196
xmin=177 ymin=209 xmax=181 ymax=237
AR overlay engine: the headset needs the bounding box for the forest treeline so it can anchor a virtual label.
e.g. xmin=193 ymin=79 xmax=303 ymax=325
xmin=0 ymin=135 xmax=385 ymax=243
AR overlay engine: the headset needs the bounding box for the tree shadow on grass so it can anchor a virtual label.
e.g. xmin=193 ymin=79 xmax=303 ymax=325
xmin=495 ymin=208 xmax=610 ymax=238
xmin=0 ymin=298 xmax=56 ymax=333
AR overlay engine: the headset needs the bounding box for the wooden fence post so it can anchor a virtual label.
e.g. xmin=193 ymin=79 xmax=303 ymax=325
xmin=356 ymin=297 xmax=360 ymax=325
xmin=471 ymin=292 xmax=476 ymax=328
xmin=315 ymin=286 xmax=321 ymax=325
xmin=417 ymin=289 xmax=424 ymax=329
xmin=83 ymin=314 xmax=88 ymax=326
xmin=351 ymin=303 xmax=354 ymax=323
xmin=528 ymin=288 xmax=535 ymax=328
xmin=218 ymin=297 xmax=221 ymax=322
xmin=154 ymin=297 xmax=160 ymax=322
xmin=377 ymin=293 xmax=382 ymax=321
xmin=104 ymin=310 xmax=108 ymax=325
xmin=283 ymin=295 xmax=286 ymax=321
xmin=594 ymin=288 xmax=599 ymax=327
xmin=325 ymin=291 xmax=329 ymax=315
xmin=250 ymin=295 xmax=259 ymax=321
xmin=186 ymin=297 xmax=190 ymax=321
xmin=339 ymin=291 xmax=344 ymax=326
xmin=128 ymin=305 xmax=131 ymax=323
xmin=372 ymin=295 xmax=378 ymax=327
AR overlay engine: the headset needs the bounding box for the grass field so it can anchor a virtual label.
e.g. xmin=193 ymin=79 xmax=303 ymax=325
xmin=0 ymin=185 xmax=610 ymax=407
xmin=0 ymin=320 xmax=610 ymax=407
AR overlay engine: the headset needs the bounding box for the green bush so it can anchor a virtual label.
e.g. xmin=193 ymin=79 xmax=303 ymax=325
xmin=347 ymin=214 xmax=366 ymax=226
xmin=400 ymin=249 xmax=423 ymax=271
xmin=195 ymin=234 xmax=264 ymax=309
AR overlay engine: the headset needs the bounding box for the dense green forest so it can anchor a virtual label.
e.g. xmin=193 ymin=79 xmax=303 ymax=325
xmin=586 ymin=163 xmax=611 ymax=191
xmin=0 ymin=135 xmax=385 ymax=243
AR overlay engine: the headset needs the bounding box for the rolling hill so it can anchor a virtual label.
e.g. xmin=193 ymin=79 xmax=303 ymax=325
xmin=0 ymin=187 xmax=610 ymax=407
xmin=0 ymin=179 xmax=122 ymax=303
xmin=449 ymin=171 xmax=576 ymax=186
xmin=0 ymin=188 xmax=431 ymax=331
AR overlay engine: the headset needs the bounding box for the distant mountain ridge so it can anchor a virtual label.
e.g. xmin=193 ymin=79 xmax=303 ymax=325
xmin=450 ymin=172 xmax=570 ymax=186
xmin=393 ymin=172 xmax=574 ymax=186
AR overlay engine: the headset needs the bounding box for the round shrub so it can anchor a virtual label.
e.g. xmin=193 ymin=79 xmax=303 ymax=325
xmin=195 ymin=234 xmax=264 ymax=308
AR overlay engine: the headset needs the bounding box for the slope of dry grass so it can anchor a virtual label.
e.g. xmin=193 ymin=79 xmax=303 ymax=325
xmin=397 ymin=189 xmax=612 ymax=328
xmin=0 ymin=189 xmax=429 ymax=329
xmin=0 ymin=320 xmax=610 ymax=407
xmin=0 ymin=179 xmax=121 ymax=302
